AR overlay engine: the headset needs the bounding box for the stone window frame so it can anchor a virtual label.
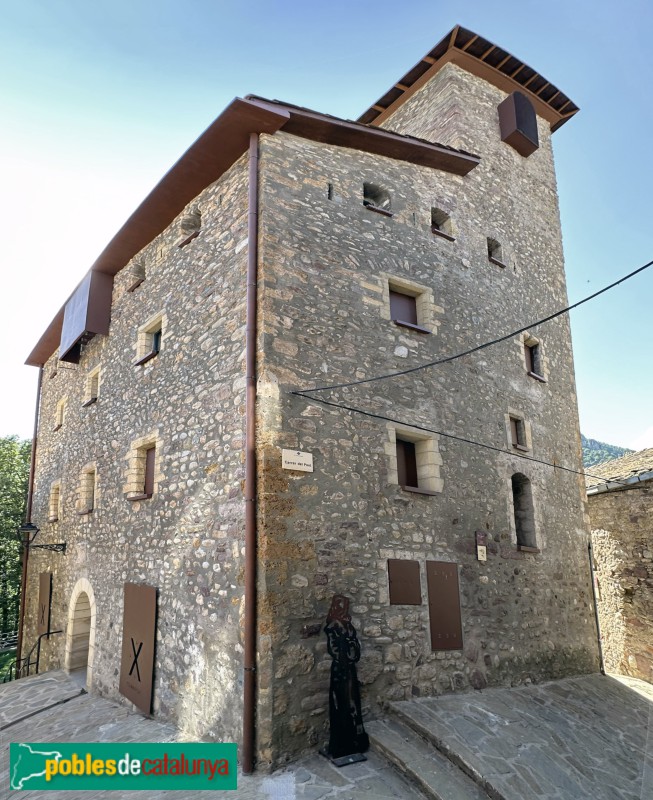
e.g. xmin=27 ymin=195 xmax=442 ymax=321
xmin=123 ymin=432 xmax=163 ymax=501
xmin=378 ymin=272 xmax=442 ymax=336
xmin=76 ymin=464 xmax=97 ymax=516
xmin=384 ymin=422 xmax=443 ymax=495
xmin=431 ymin=207 xmax=455 ymax=242
xmin=82 ymin=365 xmax=102 ymax=407
xmin=517 ymin=332 xmax=548 ymax=383
xmin=54 ymin=397 xmax=67 ymax=431
xmin=134 ymin=311 xmax=167 ymax=367
xmin=48 ymin=481 xmax=62 ymax=522
xmin=505 ymin=410 xmax=532 ymax=453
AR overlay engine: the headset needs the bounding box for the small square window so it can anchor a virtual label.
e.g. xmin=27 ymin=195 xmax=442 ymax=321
xmin=387 ymin=281 xmax=431 ymax=334
xmin=363 ymin=183 xmax=393 ymax=216
xmin=487 ymin=237 xmax=507 ymax=268
xmin=431 ymin=208 xmax=455 ymax=241
xmin=387 ymin=425 xmax=443 ymax=495
xmin=390 ymin=290 xmax=418 ymax=327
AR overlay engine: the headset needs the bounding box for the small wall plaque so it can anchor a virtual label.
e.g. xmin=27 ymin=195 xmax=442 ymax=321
xmin=477 ymin=545 xmax=487 ymax=562
xmin=282 ymin=449 xmax=314 ymax=472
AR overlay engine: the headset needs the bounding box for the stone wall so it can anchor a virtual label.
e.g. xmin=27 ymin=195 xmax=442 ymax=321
xmin=24 ymin=153 xmax=251 ymax=745
xmin=589 ymin=484 xmax=653 ymax=682
xmin=254 ymin=63 xmax=598 ymax=767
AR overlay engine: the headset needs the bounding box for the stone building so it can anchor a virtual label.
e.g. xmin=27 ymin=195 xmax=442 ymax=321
xmin=20 ymin=26 xmax=599 ymax=769
xmin=587 ymin=449 xmax=653 ymax=683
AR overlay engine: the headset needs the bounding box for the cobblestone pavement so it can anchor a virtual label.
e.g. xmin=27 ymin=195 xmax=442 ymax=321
xmin=0 ymin=672 xmax=421 ymax=799
xmin=391 ymin=673 xmax=653 ymax=800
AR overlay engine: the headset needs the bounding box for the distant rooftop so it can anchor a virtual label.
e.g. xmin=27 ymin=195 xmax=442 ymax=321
xmin=586 ymin=448 xmax=653 ymax=492
xmin=359 ymin=25 xmax=579 ymax=132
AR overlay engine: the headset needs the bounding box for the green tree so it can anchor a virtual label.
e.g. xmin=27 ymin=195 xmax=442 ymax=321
xmin=0 ymin=436 xmax=31 ymax=637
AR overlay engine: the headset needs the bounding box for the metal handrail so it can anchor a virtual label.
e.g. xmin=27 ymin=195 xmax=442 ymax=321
xmin=1 ymin=630 xmax=62 ymax=683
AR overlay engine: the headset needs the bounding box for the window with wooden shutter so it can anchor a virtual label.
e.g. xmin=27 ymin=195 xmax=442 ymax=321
xmin=509 ymin=415 xmax=529 ymax=451
xmin=388 ymin=559 xmax=422 ymax=605
xmin=144 ymin=447 xmax=156 ymax=498
xmin=389 ymin=291 xmax=418 ymax=326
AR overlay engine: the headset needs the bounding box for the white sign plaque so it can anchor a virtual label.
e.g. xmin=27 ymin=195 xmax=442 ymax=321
xmin=476 ymin=545 xmax=487 ymax=562
xmin=282 ymin=449 xmax=314 ymax=472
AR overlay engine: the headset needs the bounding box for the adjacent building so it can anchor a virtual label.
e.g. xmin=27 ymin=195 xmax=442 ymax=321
xmin=587 ymin=449 xmax=653 ymax=683
xmin=20 ymin=26 xmax=599 ymax=769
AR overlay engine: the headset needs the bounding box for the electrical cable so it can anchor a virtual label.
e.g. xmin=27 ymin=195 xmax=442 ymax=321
xmin=289 ymin=390 xmax=629 ymax=486
xmin=299 ymin=257 xmax=653 ymax=393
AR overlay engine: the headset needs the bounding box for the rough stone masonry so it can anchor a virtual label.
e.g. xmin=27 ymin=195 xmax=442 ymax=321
xmin=23 ymin=29 xmax=599 ymax=770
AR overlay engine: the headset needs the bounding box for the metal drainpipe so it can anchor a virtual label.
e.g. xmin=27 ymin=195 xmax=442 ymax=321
xmin=16 ymin=366 xmax=43 ymax=672
xmin=588 ymin=540 xmax=606 ymax=675
xmin=242 ymin=132 xmax=260 ymax=774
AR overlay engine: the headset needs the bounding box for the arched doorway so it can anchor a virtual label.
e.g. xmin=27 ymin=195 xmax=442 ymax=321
xmin=64 ymin=578 xmax=96 ymax=688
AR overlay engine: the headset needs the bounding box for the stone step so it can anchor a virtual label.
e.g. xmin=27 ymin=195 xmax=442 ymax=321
xmin=389 ymin=700 xmax=505 ymax=798
xmin=367 ymin=718 xmax=491 ymax=800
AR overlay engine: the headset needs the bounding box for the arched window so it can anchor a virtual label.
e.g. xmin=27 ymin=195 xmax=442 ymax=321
xmin=511 ymin=473 xmax=536 ymax=549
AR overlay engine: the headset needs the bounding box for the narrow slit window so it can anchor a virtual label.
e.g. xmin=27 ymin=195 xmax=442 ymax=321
xmin=125 ymin=436 xmax=160 ymax=501
xmin=135 ymin=314 xmax=164 ymax=366
xmin=524 ymin=341 xmax=545 ymax=381
xmin=83 ymin=366 xmax=101 ymax=406
xmin=144 ymin=446 xmax=156 ymax=498
xmin=77 ymin=468 xmax=96 ymax=515
xmin=327 ymin=183 xmax=334 ymax=200
xmin=396 ymin=439 xmax=418 ymax=489
xmin=54 ymin=398 xmax=66 ymax=431
xmin=510 ymin=416 xmax=527 ymax=450
xmin=511 ymin=473 xmax=537 ymax=550
xmin=49 ymin=483 xmax=61 ymax=522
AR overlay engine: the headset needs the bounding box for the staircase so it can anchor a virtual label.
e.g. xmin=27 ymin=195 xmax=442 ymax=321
xmin=367 ymin=703 xmax=496 ymax=800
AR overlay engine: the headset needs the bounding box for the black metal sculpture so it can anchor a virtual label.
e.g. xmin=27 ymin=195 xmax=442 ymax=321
xmin=321 ymin=594 xmax=369 ymax=764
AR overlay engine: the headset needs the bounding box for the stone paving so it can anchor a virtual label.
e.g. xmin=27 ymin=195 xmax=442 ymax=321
xmin=389 ymin=673 xmax=653 ymax=800
xmin=0 ymin=671 xmax=422 ymax=799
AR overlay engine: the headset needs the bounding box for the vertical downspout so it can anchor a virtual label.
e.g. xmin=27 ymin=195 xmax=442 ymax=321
xmin=16 ymin=366 xmax=43 ymax=672
xmin=243 ymin=132 xmax=260 ymax=774
xmin=588 ymin=540 xmax=606 ymax=675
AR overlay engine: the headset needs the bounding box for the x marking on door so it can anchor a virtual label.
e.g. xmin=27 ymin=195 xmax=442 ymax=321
xmin=129 ymin=638 xmax=143 ymax=682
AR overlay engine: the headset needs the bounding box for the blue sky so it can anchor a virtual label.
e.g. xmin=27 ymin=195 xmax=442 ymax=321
xmin=1 ymin=0 xmax=652 ymax=449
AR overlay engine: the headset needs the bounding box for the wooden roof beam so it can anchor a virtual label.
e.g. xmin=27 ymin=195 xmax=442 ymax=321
xmin=461 ymin=34 xmax=479 ymax=52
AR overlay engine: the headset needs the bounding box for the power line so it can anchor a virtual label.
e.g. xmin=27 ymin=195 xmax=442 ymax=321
xmin=290 ymin=390 xmax=628 ymax=486
xmin=300 ymin=257 xmax=653 ymax=393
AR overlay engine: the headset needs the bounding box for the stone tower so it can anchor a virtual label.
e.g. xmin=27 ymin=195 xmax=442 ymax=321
xmin=21 ymin=26 xmax=598 ymax=769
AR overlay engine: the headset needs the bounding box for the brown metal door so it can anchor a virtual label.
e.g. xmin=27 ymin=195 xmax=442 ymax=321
xmin=119 ymin=583 xmax=157 ymax=715
xmin=37 ymin=572 xmax=52 ymax=637
xmin=426 ymin=561 xmax=463 ymax=651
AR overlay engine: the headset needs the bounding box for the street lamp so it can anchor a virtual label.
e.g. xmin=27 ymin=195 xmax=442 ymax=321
xmin=18 ymin=523 xmax=67 ymax=554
